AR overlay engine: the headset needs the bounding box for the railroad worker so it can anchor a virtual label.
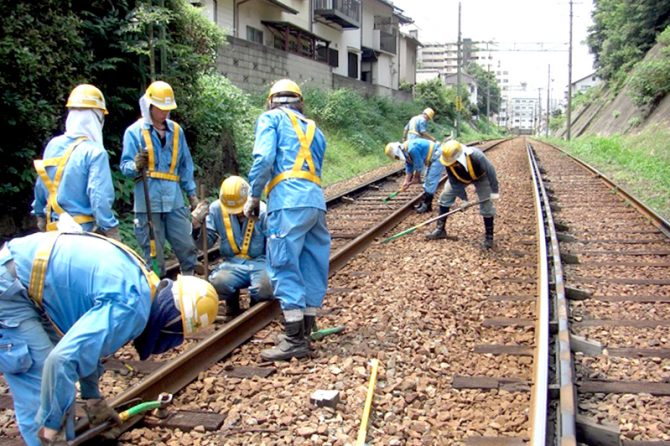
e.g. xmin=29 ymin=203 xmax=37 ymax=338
xmin=120 ymin=80 xmax=200 ymax=277
xmin=0 ymin=229 xmax=218 ymax=446
xmin=402 ymin=107 xmax=436 ymax=142
xmin=407 ymin=138 xmax=445 ymax=214
xmin=384 ymin=141 xmax=420 ymax=190
xmin=425 ymin=140 xmax=500 ymax=249
xmin=244 ymin=79 xmax=331 ymax=362
xmin=32 ymin=84 xmax=120 ymax=240
xmin=200 ymin=176 xmax=273 ymax=319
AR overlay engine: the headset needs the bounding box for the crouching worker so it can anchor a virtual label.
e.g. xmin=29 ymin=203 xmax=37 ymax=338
xmin=406 ymin=138 xmax=445 ymax=214
xmin=201 ymin=176 xmax=273 ymax=319
xmin=0 ymin=231 xmax=217 ymax=446
xmin=426 ymin=140 xmax=500 ymax=248
xmin=384 ymin=141 xmax=421 ymax=190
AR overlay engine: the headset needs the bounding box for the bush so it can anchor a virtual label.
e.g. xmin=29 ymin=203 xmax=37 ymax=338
xmin=628 ymin=58 xmax=670 ymax=108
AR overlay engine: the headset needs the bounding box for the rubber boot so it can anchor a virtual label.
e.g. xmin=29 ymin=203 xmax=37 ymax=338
xmin=261 ymin=320 xmax=310 ymax=361
xmin=425 ymin=206 xmax=449 ymax=240
xmin=483 ymin=216 xmax=494 ymax=249
xmin=415 ymin=193 xmax=433 ymax=214
xmin=276 ymin=315 xmax=316 ymax=345
xmin=223 ymin=290 xmax=242 ymax=320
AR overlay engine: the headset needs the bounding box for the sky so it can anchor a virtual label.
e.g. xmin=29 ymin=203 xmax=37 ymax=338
xmin=391 ymin=0 xmax=596 ymax=103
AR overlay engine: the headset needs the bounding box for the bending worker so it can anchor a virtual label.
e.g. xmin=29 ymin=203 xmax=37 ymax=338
xmin=32 ymin=84 xmax=120 ymax=240
xmin=402 ymin=107 xmax=436 ymax=142
xmin=425 ymin=140 xmax=500 ymax=249
xmin=244 ymin=79 xmax=331 ymax=362
xmin=0 ymin=229 xmax=217 ymax=446
xmin=120 ymin=80 xmax=200 ymax=276
xmin=201 ymin=175 xmax=273 ymax=319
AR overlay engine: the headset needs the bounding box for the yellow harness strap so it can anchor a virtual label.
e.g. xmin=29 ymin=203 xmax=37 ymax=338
xmin=425 ymin=142 xmax=436 ymax=166
xmin=220 ymin=206 xmax=255 ymax=259
xmin=448 ymin=154 xmax=482 ymax=184
xmin=34 ymin=137 xmax=95 ymax=231
xmin=28 ymin=233 xmax=160 ymax=310
xmin=141 ymin=121 xmax=181 ymax=182
xmin=265 ymin=108 xmax=321 ymax=195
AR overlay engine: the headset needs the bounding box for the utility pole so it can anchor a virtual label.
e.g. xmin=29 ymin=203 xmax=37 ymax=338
xmin=546 ymin=64 xmax=551 ymax=137
xmin=456 ymin=1 xmax=462 ymax=137
xmin=566 ymin=0 xmax=573 ymax=140
xmin=537 ymin=87 xmax=542 ymax=135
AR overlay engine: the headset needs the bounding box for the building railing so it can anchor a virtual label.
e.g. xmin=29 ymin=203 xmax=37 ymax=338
xmin=313 ymin=0 xmax=361 ymax=25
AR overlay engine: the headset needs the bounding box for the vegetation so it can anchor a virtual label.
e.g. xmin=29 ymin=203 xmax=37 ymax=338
xmin=587 ymin=0 xmax=670 ymax=91
xmin=466 ymin=62 xmax=502 ymax=117
xmin=628 ymin=27 xmax=670 ymax=112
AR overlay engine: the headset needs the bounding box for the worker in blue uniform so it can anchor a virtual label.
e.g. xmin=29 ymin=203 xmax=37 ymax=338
xmin=408 ymin=138 xmax=445 ymax=214
xmin=0 ymin=229 xmax=218 ymax=446
xmin=385 ymin=141 xmax=419 ymax=190
xmin=402 ymin=107 xmax=436 ymax=142
xmin=201 ymin=176 xmax=273 ymax=318
xmin=425 ymin=140 xmax=500 ymax=248
xmin=244 ymin=79 xmax=331 ymax=361
xmin=32 ymin=84 xmax=120 ymax=240
xmin=120 ymin=81 xmax=200 ymax=276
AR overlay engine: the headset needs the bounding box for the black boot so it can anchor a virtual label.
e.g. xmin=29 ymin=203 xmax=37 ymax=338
xmin=262 ymin=320 xmax=310 ymax=361
xmin=223 ymin=291 xmax=242 ymax=320
xmin=426 ymin=206 xmax=450 ymax=240
xmin=415 ymin=193 xmax=433 ymax=214
xmin=483 ymin=216 xmax=494 ymax=249
xmin=276 ymin=315 xmax=317 ymax=344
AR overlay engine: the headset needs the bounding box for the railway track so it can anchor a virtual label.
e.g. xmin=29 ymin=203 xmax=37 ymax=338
xmin=2 ymin=137 xmax=668 ymax=445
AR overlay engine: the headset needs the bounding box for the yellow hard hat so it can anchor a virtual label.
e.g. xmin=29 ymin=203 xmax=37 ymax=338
xmin=146 ymin=81 xmax=177 ymax=111
xmin=423 ymin=108 xmax=435 ymax=120
xmin=268 ymin=79 xmax=302 ymax=103
xmin=66 ymin=84 xmax=108 ymax=115
xmin=175 ymin=275 xmax=218 ymax=336
xmin=219 ymin=175 xmax=250 ymax=214
xmin=440 ymin=140 xmax=464 ymax=166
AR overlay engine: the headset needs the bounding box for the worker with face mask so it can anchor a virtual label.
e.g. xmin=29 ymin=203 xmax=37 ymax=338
xmin=244 ymin=79 xmax=331 ymax=362
xmin=425 ymin=140 xmax=500 ymax=248
xmin=199 ymin=176 xmax=273 ymax=319
xmin=32 ymin=84 xmax=120 ymax=240
xmin=120 ymin=81 xmax=201 ymax=277
xmin=0 ymin=228 xmax=218 ymax=446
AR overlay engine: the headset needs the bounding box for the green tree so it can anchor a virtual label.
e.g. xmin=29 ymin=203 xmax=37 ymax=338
xmin=465 ymin=62 xmax=501 ymax=117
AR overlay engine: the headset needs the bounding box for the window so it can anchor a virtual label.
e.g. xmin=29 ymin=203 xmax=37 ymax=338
xmin=246 ymin=26 xmax=263 ymax=45
xmin=348 ymin=52 xmax=358 ymax=78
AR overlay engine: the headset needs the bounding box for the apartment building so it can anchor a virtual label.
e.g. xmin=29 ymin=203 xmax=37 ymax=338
xmin=191 ymin=0 xmax=418 ymax=98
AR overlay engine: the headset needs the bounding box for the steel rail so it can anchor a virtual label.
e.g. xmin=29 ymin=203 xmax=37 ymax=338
xmin=534 ymin=139 xmax=670 ymax=238
xmin=528 ymin=144 xmax=577 ymax=446
xmin=526 ymin=143 xmax=550 ymax=446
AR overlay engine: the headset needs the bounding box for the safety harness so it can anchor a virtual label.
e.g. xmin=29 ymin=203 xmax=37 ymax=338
xmin=28 ymin=233 xmax=160 ymax=315
xmin=33 ymin=137 xmax=96 ymax=231
xmin=425 ymin=142 xmax=436 ymax=166
xmin=265 ymin=108 xmax=321 ymax=195
xmin=140 ymin=121 xmax=181 ymax=182
xmin=220 ymin=206 xmax=255 ymax=259
xmin=449 ymin=153 xmax=484 ymax=184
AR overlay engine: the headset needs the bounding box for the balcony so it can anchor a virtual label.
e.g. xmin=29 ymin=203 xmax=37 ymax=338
xmin=314 ymin=0 xmax=360 ymax=29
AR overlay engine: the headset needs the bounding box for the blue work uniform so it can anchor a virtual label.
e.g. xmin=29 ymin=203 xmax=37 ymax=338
xmin=0 ymin=232 xmax=157 ymax=446
xmin=120 ymin=119 xmax=198 ymax=276
xmin=205 ymin=200 xmax=272 ymax=303
xmin=32 ymin=135 xmax=118 ymax=232
xmin=248 ymin=107 xmax=331 ymax=313
xmin=407 ymin=139 xmax=444 ymax=195
xmin=404 ymin=113 xmax=429 ymax=141
xmin=437 ymin=146 xmax=499 ymax=217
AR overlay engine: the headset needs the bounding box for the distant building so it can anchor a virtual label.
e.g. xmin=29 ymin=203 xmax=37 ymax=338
xmin=570 ymin=72 xmax=601 ymax=96
xmin=441 ymin=73 xmax=477 ymax=106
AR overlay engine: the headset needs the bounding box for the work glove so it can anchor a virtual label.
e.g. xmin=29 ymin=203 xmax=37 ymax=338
xmin=84 ymin=398 xmax=121 ymax=426
xmin=191 ymin=201 xmax=209 ymax=228
xmin=38 ymin=427 xmax=67 ymax=446
xmin=102 ymin=226 xmax=122 ymax=242
xmin=243 ymin=196 xmax=260 ymax=220
xmin=490 ymin=193 xmax=500 ymax=201
xmin=188 ymin=195 xmax=200 ymax=211
xmin=460 ymin=200 xmax=470 ymax=208
xmin=36 ymin=216 xmax=47 ymax=232
xmin=134 ymin=150 xmax=149 ymax=172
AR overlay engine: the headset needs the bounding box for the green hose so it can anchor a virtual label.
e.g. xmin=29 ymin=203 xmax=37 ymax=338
xmin=118 ymin=400 xmax=162 ymax=422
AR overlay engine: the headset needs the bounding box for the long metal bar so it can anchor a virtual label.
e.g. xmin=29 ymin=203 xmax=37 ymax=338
xmin=526 ymin=143 xmax=550 ymax=446
xmin=528 ymin=144 xmax=577 ymax=445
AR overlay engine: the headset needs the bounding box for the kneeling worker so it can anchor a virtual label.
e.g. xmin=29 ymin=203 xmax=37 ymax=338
xmin=426 ymin=140 xmax=500 ymax=248
xmin=0 ymin=229 xmax=217 ymax=446
xmin=201 ymin=176 xmax=273 ymax=318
